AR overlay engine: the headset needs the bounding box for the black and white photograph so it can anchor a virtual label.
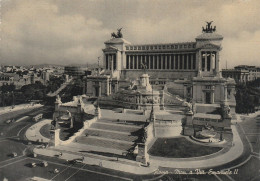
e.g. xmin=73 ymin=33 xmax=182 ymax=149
xmin=0 ymin=0 xmax=259 ymax=180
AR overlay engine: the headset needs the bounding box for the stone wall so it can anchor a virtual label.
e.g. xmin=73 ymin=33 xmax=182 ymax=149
xmin=166 ymin=82 xmax=185 ymax=98
xmin=195 ymin=104 xmax=221 ymax=114
xmin=121 ymin=69 xmax=197 ymax=81
xmin=154 ymin=120 xmax=182 ymax=137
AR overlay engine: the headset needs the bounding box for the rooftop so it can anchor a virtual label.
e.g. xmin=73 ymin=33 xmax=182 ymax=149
xmin=104 ymin=38 xmax=131 ymax=45
xmin=196 ymin=32 xmax=223 ymax=40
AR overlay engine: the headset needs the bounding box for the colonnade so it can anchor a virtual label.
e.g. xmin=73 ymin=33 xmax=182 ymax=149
xmin=201 ymin=51 xmax=217 ymax=72
xmin=105 ymin=54 xmax=117 ymax=70
xmin=126 ymin=53 xmax=196 ymax=70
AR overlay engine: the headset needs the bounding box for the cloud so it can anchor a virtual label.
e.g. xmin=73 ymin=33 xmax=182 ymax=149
xmin=1 ymin=0 xmax=110 ymax=65
xmin=0 ymin=0 xmax=259 ymax=68
xmin=222 ymin=30 xmax=260 ymax=67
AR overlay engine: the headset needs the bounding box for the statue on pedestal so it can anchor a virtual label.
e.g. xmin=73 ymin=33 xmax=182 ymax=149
xmin=182 ymin=100 xmax=193 ymax=114
xmin=221 ymin=102 xmax=231 ymax=119
xmin=202 ymin=21 xmax=216 ymax=33
xmin=141 ymin=127 xmax=148 ymax=143
xmin=111 ymin=28 xmax=123 ymax=38
xmin=56 ymin=95 xmax=61 ymax=104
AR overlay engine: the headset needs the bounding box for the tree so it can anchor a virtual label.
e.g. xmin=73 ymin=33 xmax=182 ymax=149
xmin=0 ymin=84 xmax=15 ymax=93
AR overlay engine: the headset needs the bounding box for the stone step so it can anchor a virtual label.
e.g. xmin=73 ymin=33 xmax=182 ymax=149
xmin=48 ymin=144 xmax=139 ymax=165
xmin=91 ymin=122 xmax=141 ymax=133
xmin=84 ymin=128 xmax=138 ymax=142
xmin=87 ymin=135 xmax=133 ymax=145
xmin=77 ymin=136 xmax=134 ymax=151
xmin=97 ymin=119 xmax=144 ymax=128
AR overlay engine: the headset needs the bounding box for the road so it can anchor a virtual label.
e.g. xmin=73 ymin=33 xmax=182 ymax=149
xmin=0 ymin=106 xmax=259 ymax=181
xmin=0 ymin=106 xmax=160 ymax=181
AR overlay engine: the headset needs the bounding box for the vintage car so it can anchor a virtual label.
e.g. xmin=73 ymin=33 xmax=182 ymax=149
xmin=11 ymin=152 xmax=17 ymax=157
xmin=30 ymin=162 xmax=37 ymax=167
xmin=42 ymin=161 xmax=48 ymax=167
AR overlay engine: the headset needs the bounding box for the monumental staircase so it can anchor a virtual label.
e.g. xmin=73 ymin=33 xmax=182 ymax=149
xmin=76 ymin=118 xmax=144 ymax=156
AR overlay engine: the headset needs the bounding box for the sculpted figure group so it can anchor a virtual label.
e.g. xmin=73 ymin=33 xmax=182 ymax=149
xmin=111 ymin=28 xmax=123 ymax=38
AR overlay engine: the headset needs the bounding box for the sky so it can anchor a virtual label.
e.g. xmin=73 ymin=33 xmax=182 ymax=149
xmin=0 ymin=0 xmax=259 ymax=68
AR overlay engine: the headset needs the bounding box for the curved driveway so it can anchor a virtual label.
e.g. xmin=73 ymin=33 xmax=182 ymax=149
xmin=25 ymin=119 xmax=52 ymax=143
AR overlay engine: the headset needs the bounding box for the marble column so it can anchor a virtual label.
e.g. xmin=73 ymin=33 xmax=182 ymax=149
xmin=182 ymin=54 xmax=185 ymax=69
xmin=191 ymin=54 xmax=194 ymax=70
xmin=165 ymin=55 xmax=168 ymax=69
xmin=211 ymin=92 xmax=215 ymax=104
xmin=108 ymin=55 xmax=110 ymax=70
xmin=133 ymin=55 xmax=135 ymax=69
xmin=157 ymin=55 xmax=159 ymax=69
xmin=112 ymin=54 xmax=115 ymax=70
xmin=215 ymin=51 xmax=220 ymax=74
xmin=169 ymin=55 xmax=172 ymax=69
xmin=186 ymin=54 xmax=189 ymax=70
xmin=137 ymin=55 xmax=139 ymax=69
xmin=224 ymin=85 xmax=227 ymax=101
xmin=173 ymin=54 xmax=176 ymax=69
xmin=145 ymin=55 xmax=148 ymax=69
xmin=210 ymin=52 xmax=213 ymax=72
xmin=110 ymin=55 xmax=113 ymax=71
xmin=204 ymin=52 xmax=208 ymax=71
xmin=106 ymin=80 xmax=109 ymax=95
xmin=197 ymin=51 xmax=201 ymax=73
xmin=152 ymin=55 xmax=155 ymax=69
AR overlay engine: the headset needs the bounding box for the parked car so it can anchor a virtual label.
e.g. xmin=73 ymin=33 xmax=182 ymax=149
xmin=42 ymin=161 xmax=48 ymax=167
xmin=31 ymin=162 xmax=37 ymax=167
xmin=54 ymin=168 xmax=59 ymax=173
xmin=11 ymin=152 xmax=17 ymax=157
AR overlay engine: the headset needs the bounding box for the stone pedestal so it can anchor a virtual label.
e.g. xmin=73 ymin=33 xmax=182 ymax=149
xmin=182 ymin=111 xmax=194 ymax=136
xmin=136 ymin=143 xmax=149 ymax=165
xmin=140 ymin=74 xmax=152 ymax=91
xmin=186 ymin=111 xmax=193 ymax=126
xmin=50 ymin=128 xmax=61 ymax=147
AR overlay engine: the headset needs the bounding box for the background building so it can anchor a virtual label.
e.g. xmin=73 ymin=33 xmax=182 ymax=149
xmin=64 ymin=66 xmax=87 ymax=78
xmin=222 ymin=65 xmax=260 ymax=83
